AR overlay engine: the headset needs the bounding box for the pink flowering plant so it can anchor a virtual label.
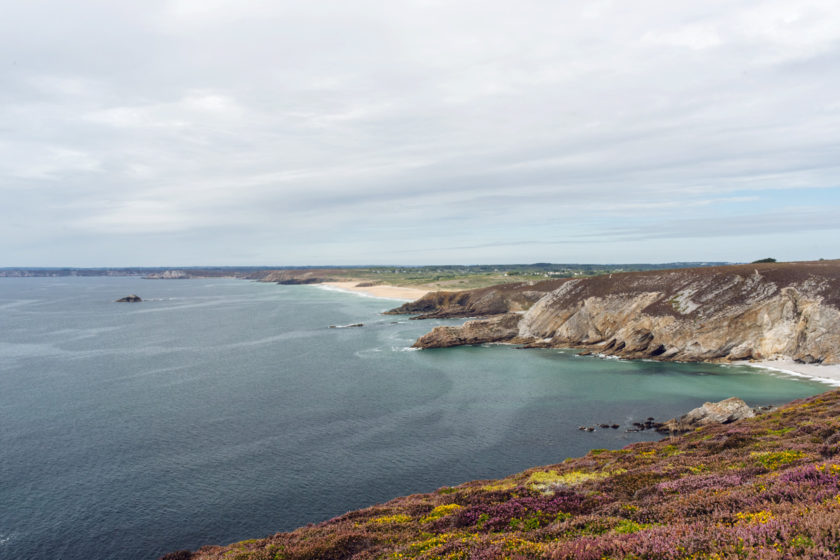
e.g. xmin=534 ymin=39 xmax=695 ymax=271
xmin=165 ymin=390 xmax=840 ymax=560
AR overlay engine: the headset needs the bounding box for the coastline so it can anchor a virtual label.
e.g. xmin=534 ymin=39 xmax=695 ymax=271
xmin=740 ymin=358 xmax=840 ymax=387
xmin=319 ymin=281 xmax=429 ymax=302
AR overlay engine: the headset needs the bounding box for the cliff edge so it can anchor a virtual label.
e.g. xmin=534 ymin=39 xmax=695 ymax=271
xmin=409 ymin=260 xmax=840 ymax=365
xmin=167 ymin=389 xmax=840 ymax=560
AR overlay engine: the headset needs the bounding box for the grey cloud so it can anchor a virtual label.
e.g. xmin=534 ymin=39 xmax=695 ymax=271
xmin=588 ymin=208 xmax=840 ymax=242
xmin=2 ymin=1 xmax=840 ymax=265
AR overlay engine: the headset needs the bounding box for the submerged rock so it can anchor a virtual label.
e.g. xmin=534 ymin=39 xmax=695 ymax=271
xmin=658 ymin=397 xmax=755 ymax=434
xmin=115 ymin=294 xmax=142 ymax=302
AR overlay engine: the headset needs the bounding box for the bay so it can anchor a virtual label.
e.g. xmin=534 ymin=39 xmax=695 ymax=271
xmin=0 ymin=277 xmax=827 ymax=559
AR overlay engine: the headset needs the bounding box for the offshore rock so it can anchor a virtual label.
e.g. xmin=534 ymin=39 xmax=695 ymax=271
xmin=115 ymin=294 xmax=142 ymax=302
xmin=409 ymin=260 xmax=840 ymax=364
xmin=658 ymin=397 xmax=755 ymax=434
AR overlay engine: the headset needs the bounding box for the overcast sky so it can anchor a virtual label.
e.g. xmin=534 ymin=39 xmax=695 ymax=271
xmin=2 ymin=0 xmax=839 ymax=266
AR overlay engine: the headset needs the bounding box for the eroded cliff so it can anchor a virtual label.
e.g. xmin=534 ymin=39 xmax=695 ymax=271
xmin=410 ymin=261 xmax=840 ymax=365
xmin=386 ymin=279 xmax=568 ymax=319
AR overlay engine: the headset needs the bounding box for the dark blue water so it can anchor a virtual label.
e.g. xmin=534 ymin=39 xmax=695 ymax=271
xmin=0 ymin=278 xmax=828 ymax=559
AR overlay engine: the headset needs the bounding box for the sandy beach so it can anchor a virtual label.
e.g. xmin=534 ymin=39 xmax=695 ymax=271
xmin=320 ymin=281 xmax=429 ymax=301
xmin=744 ymin=359 xmax=840 ymax=386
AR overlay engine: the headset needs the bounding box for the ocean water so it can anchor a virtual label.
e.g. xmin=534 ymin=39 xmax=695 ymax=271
xmin=0 ymin=277 xmax=828 ymax=560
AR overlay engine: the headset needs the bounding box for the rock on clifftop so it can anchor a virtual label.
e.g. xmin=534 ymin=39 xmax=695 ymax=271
xmin=409 ymin=260 xmax=840 ymax=365
xmin=658 ymin=397 xmax=755 ymax=434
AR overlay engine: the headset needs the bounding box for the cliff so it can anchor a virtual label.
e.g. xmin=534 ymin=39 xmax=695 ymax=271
xmin=166 ymin=389 xmax=840 ymax=560
xmin=258 ymin=269 xmax=343 ymax=285
xmin=385 ymin=279 xmax=568 ymax=319
xmin=409 ymin=260 xmax=840 ymax=365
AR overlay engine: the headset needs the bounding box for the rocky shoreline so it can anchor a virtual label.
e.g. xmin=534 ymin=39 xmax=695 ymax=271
xmin=395 ymin=261 xmax=840 ymax=368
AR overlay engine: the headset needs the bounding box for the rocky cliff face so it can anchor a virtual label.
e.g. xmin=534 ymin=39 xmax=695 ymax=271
xmin=387 ymin=279 xmax=567 ymax=319
xmin=411 ymin=261 xmax=840 ymax=365
xmin=143 ymin=270 xmax=190 ymax=279
xmin=413 ymin=313 xmax=523 ymax=347
xmin=258 ymin=269 xmax=341 ymax=284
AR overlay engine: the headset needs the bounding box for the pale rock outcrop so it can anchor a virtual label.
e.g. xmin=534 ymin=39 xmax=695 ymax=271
xmin=144 ymin=270 xmax=190 ymax=279
xmin=658 ymin=397 xmax=755 ymax=434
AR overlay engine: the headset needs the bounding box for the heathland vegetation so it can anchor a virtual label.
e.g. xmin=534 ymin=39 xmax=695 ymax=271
xmin=170 ymin=389 xmax=840 ymax=559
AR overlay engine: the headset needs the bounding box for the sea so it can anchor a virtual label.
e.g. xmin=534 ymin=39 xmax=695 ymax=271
xmin=0 ymin=277 xmax=829 ymax=559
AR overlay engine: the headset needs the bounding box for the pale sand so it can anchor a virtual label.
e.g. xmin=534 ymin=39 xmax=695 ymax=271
xmin=320 ymin=281 xmax=429 ymax=302
xmin=740 ymin=359 xmax=840 ymax=387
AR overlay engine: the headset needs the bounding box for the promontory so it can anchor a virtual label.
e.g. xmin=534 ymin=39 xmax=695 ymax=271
xmin=396 ymin=260 xmax=840 ymax=365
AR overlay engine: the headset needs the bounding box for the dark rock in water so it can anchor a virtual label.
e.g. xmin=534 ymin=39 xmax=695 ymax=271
xmin=657 ymin=397 xmax=755 ymax=434
xmin=599 ymin=424 xmax=611 ymax=429
xmin=610 ymin=424 xmax=620 ymax=429
xmin=577 ymin=425 xmax=599 ymax=432
xmin=115 ymin=294 xmax=142 ymax=302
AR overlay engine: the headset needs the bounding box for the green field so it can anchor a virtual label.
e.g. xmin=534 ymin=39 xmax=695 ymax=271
xmin=326 ymin=262 xmax=728 ymax=291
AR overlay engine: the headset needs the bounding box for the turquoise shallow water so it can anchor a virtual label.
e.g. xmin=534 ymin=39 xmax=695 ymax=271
xmin=0 ymin=278 xmax=827 ymax=559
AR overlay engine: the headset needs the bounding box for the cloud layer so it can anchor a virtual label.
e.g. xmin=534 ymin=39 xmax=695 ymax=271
xmin=2 ymin=0 xmax=839 ymax=265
